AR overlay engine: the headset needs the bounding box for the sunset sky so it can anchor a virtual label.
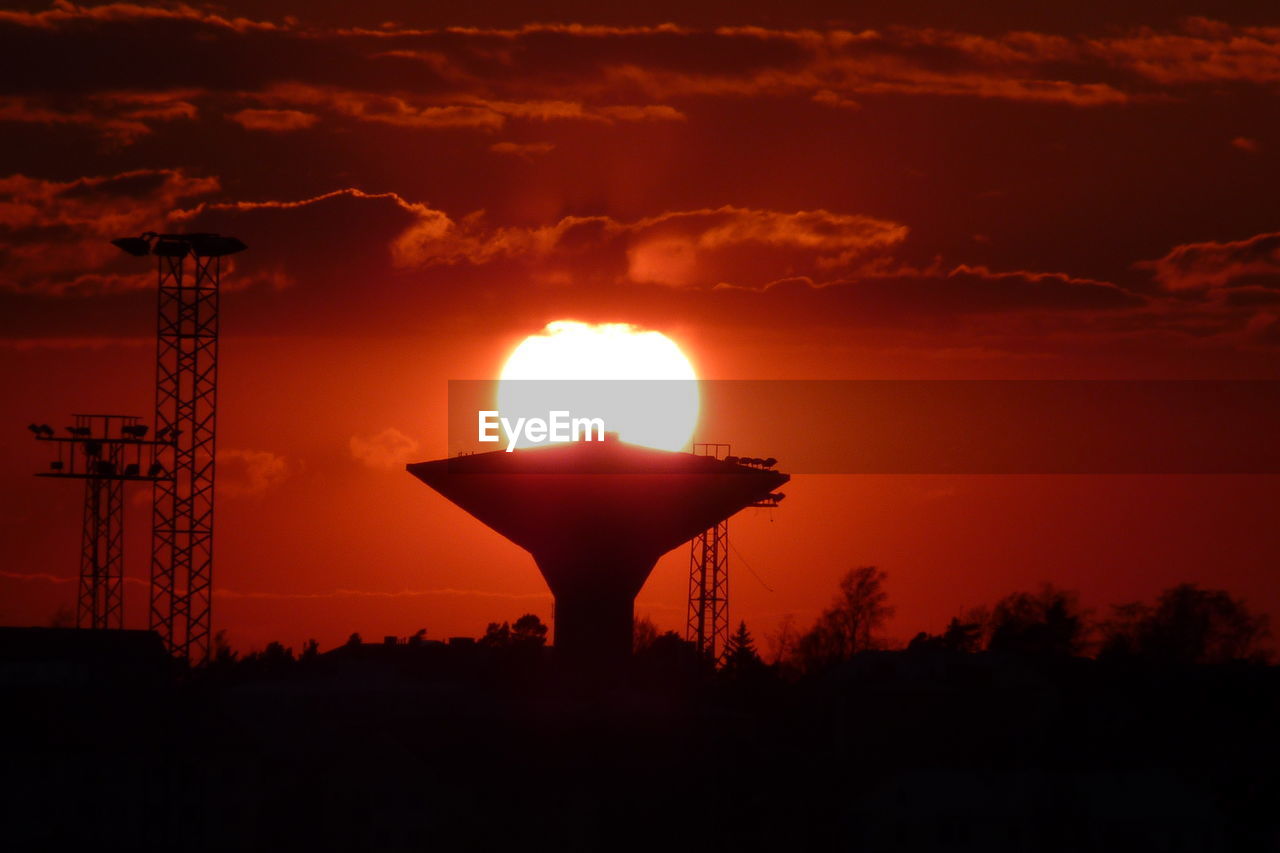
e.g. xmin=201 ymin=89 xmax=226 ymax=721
xmin=2 ymin=1 xmax=1278 ymax=652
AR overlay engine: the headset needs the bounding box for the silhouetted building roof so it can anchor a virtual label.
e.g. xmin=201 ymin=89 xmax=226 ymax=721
xmin=0 ymin=627 xmax=171 ymax=688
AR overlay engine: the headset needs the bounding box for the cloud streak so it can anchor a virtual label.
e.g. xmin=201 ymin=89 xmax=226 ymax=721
xmin=245 ymin=82 xmax=684 ymax=130
xmin=228 ymin=107 xmax=318 ymax=131
xmin=1142 ymin=231 xmax=1280 ymax=292
xmin=173 ymin=188 xmax=909 ymax=286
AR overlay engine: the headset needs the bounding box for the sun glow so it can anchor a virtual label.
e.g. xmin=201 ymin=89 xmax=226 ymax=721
xmin=498 ymin=321 xmax=699 ymax=451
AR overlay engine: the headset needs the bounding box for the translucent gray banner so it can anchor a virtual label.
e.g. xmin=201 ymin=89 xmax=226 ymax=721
xmin=446 ymin=380 xmax=1280 ymax=474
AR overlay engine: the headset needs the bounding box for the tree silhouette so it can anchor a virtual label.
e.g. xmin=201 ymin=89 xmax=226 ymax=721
xmin=791 ymin=566 xmax=894 ymax=671
xmin=260 ymin=641 xmax=294 ymax=668
xmin=48 ymin=605 xmax=75 ymax=628
xmin=1099 ymin=583 xmax=1271 ymax=664
xmin=633 ymin=614 xmax=660 ymax=652
xmin=907 ymin=612 xmax=987 ymax=653
xmin=767 ymin=615 xmax=800 ymax=666
xmin=723 ymin=621 xmax=766 ymax=677
xmin=631 ymin=629 xmax=703 ymax=678
xmin=987 ymin=585 xmax=1086 ymax=657
xmin=212 ymin=629 xmax=238 ymax=665
xmin=479 ymin=621 xmax=511 ymax=647
xmin=478 ymin=614 xmax=549 ymax=649
xmin=511 ymin=613 xmax=548 ymax=648
xmin=727 ymin=621 xmax=757 ymax=657
xmin=941 ymin=615 xmax=984 ymax=652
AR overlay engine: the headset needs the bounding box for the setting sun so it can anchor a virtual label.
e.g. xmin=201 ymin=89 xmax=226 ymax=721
xmin=497 ymin=320 xmax=699 ymax=451
xmin=7 ymin=1 xmax=1280 ymax=846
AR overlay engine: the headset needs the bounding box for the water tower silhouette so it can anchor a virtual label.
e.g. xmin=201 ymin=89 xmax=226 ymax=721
xmin=408 ymin=438 xmax=787 ymax=671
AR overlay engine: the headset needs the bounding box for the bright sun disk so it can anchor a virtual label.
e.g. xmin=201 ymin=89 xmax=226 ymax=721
xmin=498 ymin=321 xmax=699 ymax=451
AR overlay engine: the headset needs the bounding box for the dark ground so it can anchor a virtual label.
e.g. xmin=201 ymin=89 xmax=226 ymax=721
xmin=2 ymin=631 xmax=1277 ymax=852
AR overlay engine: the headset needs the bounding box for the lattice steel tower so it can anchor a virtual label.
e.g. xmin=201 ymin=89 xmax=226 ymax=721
xmin=687 ymin=443 xmax=731 ymax=663
xmin=686 ymin=444 xmax=783 ymax=666
xmin=29 ymin=415 xmax=171 ymax=629
xmin=113 ymin=232 xmax=245 ymax=662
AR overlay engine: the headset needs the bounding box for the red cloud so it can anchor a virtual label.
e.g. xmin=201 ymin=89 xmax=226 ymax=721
xmin=228 ymin=108 xmax=318 ymax=131
xmin=1141 ymin=232 xmax=1280 ymax=292
xmin=349 ymin=428 xmax=420 ymax=470
xmin=0 ymin=90 xmax=197 ymax=144
xmin=169 ymin=187 xmax=1149 ymax=328
xmin=245 ymin=83 xmax=683 ymax=130
xmin=217 ymin=448 xmax=294 ymax=498
xmin=489 ymin=141 xmax=556 ymax=158
xmin=0 ymin=182 xmax=1173 ymax=350
xmin=180 ymin=188 xmax=907 ymax=287
xmin=0 ymin=1 xmax=280 ymax=33
xmin=1093 ymin=18 xmax=1280 ymax=85
xmin=388 ymin=204 xmax=909 ymax=284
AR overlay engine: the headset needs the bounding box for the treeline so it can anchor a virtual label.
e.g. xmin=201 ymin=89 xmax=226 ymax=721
xmin=768 ymin=566 xmax=1272 ymax=675
xmin=203 ymin=613 xmax=553 ymax=678
xmin=198 ymin=567 xmax=1270 ymax=682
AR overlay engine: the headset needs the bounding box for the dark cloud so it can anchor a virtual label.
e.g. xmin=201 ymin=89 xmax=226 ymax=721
xmin=0 ymin=4 xmax=1274 ymax=359
xmin=0 ymin=168 xmax=219 ymax=294
xmin=2 ymin=8 xmax=1277 ymax=129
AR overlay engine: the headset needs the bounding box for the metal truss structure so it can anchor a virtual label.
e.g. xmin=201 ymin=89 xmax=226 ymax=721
xmin=30 ymin=414 xmax=172 ymax=630
xmin=686 ymin=443 xmax=785 ymax=666
xmin=113 ymin=232 xmax=245 ymax=663
xmin=687 ymin=443 xmax=732 ymax=664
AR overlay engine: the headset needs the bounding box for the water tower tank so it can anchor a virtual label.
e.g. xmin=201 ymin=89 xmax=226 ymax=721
xmin=408 ymin=439 xmax=787 ymax=672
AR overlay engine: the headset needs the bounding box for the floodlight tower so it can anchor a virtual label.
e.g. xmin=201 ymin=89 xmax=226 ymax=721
xmin=112 ymin=232 xmax=245 ymax=663
xmin=29 ymin=415 xmax=173 ymax=629
xmin=686 ymin=444 xmax=782 ymax=666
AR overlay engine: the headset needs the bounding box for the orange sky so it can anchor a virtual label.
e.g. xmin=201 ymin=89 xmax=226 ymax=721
xmin=1 ymin=1 xmax=1278 ymax=652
